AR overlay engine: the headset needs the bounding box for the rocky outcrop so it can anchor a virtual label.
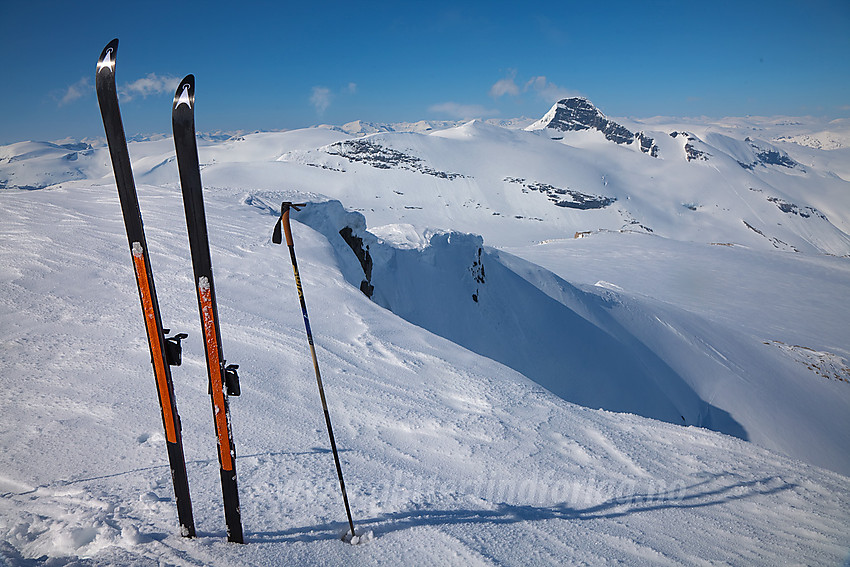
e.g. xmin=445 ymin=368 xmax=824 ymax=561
xmin=326 ymin=139 xmax=466 ymax=179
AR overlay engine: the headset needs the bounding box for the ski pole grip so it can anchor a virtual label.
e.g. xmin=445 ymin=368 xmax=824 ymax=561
xmin=282 ymin=207 xmax=294 ymax=247
xmin=279 ymin=202 xmax=306 ymax=247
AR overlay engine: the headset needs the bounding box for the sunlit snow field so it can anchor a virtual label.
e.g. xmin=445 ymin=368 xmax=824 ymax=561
xmin=1 ymin=105 xmax=849 ymax=564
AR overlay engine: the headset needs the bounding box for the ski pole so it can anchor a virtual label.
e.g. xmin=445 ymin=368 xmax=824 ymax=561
xmin=272 ymin=202 xmax=357 ymax=541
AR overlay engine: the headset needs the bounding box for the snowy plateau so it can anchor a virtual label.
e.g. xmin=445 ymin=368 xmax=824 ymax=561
xmin=1 ymin=97 xmax=849 ymax=565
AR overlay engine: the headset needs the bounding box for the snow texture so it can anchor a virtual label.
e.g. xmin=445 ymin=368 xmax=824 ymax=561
xmin=1 ymin=101 xmax=849 ymax=565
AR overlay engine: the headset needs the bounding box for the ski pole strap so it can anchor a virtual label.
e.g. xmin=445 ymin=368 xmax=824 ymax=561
xmin=272 ymin=202 xmax=307 ymax=246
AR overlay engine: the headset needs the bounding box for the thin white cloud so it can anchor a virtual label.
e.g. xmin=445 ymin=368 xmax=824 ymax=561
xmin=119 ymin=73 xmax=181 ymax=102
xmin=524 ymin=76 xmax=579 ymax=103
xmin=310 ymin=83 xmax=358 ymax=114
xmin=311 ymin=86 xmax=332 ymax=115
xmin=429 ymin=102 xmax=498 ymax=119
xmin=59 ymin=73 xmax=180 ymax=106
xmin=58 ymin=77 xmax=91 ymax=106
xmin=490 ymin=70 xmax=519 ymax=98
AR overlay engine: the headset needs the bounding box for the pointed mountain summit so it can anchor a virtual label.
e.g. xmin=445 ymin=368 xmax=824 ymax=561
xmin=527 ymin=97 xmax=658 ymax=157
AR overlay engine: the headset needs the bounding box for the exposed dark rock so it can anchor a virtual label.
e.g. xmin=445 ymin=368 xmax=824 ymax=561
xmin=766 ymin=196 xmax=826 ymax=220
xmin=306 ymin=162 xmax=345 ymax=172
xmin=470 ymin=248 xmax=485 ymax=303
xmin=743 ymin=220 xmax=799 ymax=251
xmin=505 ymin=177 xmax=617 ymax=209
xmin=685 ymin=143 xmax=710 ymax=162
xmin=739 ymin=138 xmax=798 ymax=170
xmin=671 ymin=132 xmax=711 ymax=162
xmin=619 ymin=210 xmax=654 ymax=233
xmin=755 ymin=148 xmax=796 ymax=168
xmin=326 ymin=139 xmax=466 ymax=179
xmin=636 ymin=132 xmax=659 ymax=157
xmin=339 ymin=226 xmax=374 ymax=298
xmin=470 ymin=247 xmax=485 ymax=284
xmin=59 ymin=142 xmax=92 ymax=151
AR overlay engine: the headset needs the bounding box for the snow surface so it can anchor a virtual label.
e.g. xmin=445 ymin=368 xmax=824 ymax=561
xmin=1 ymin=104 xmax=849 ymax=565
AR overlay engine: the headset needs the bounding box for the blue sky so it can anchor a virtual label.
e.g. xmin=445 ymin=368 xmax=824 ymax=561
xmin=1 ymin=0 xmax=848 ymax=144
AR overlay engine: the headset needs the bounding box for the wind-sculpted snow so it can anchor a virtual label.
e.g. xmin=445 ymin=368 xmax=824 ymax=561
xmin=251 ymin=195 xmax=849 ymax=474
xmin=1 ymin=181 xmax=849 ymax=565
xmin=251 ymin=198 xmax=849 ymax=474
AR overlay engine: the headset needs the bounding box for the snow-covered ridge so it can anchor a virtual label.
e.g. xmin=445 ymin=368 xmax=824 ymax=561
xmin=4 ymin=102 xmax=848 ymax=255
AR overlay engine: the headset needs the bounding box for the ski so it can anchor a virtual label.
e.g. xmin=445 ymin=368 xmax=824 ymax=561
xmin=95 ymin=39 xmax=195 ymax=538
xmin=172 ymin=74 xmax=244 ymax=544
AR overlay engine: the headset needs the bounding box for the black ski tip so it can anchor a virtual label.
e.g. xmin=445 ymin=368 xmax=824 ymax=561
xmin=173 ymin=74 xmax=195 ymax=113
xmin=97 ymin=38 xmax=119 ymax=75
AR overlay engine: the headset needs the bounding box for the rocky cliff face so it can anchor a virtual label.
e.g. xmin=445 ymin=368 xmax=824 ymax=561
xmin=528 ymin=97 xmax=659 ymax=157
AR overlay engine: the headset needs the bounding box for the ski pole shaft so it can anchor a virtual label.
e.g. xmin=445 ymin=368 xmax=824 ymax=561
xmin=273 ymin=202 xmax=356 ymax=539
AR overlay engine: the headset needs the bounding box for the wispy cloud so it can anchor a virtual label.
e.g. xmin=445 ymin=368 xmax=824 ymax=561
xmin=58 ymin=77 xmax=91 ymax=106
xmin=119 ymin=73 xmax=181 ymax=102
xmin=490 ymin=71 xmax=579 ymax=104
xmin=524 ymin=76 xmax=579 ymax=103
xmin=311 ymin=86 xmax=332 ymax=115
xmin=310 ymin=83 xmax=359 ymax=115
xmin=429 ymin=102 xmax=498 ymax=119
xmin=57 ymin=73 xmax=180 ymax=107
xmin=490 ymin=70 xmax=520 ymax=98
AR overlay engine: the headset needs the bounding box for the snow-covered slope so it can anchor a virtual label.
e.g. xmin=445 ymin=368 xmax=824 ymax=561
xmin=1 ymin=100 xmax=849 ymax=564
xmin=1 ymin=181 xmax=848 ymax=565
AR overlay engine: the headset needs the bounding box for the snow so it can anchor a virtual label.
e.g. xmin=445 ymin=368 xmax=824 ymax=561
xmin=1 ymin=105 xmax=849 ymax=565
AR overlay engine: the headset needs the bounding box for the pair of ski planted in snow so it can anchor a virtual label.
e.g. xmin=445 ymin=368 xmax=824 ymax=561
xmin=96 ymin=39 xmax=243 ymax=543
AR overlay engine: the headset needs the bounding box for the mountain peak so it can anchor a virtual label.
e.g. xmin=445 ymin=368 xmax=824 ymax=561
xmin=527 ymin=97 xmax=659 ymax=157
xmin=527 ymin=97 xmax=612 ymax=132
